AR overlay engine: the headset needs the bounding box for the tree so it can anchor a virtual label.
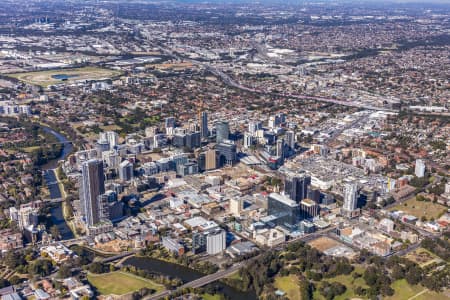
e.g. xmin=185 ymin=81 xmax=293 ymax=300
xmin=319 ymin=281 xmax=346 ymax=300
xmin=57 ymin=264 xmax=72 ymax=278
xmin=355 ymin=286 xmax=366 ymax=296
xmin=8 ymin=275 xmax=22 ymax=285
xmin=380 ymin=284 xmax=395 ymax=296
xmin=405 ymin=266 xmax=422 ymax=285
xmin=4 ymin=251 xmax=26 ymax=270
xmin=299 ymin=278 xmax=313 ymax=300
xmin=109 ymin=264 xmax=116 ymax=272
xmin=363 ymin=266 xmax=379 ymax=286
xmin=29 ymin=259 xmax=53 ymax=277
xmin=391 ymin=264 xmax=405 ymax=281
xmin=88 ymin=262 xmax=108 ymax=274
xmin=50 ymin=225 xmax=61 ymax=240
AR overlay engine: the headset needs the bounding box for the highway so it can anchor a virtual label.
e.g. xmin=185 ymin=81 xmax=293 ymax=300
xmin=206 ymin=65 xmax=398 ymax=112
xmin=155 ymin=43 xmax=397 ymax=112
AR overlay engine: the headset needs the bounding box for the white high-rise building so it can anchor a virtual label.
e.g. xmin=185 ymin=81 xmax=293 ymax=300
xmin=343 ymin=183 xmax=358 ymax=212
xmin=103 ymin=150 xmax=121 ymax=169
xmin=18 ymin=207 xmax=38 ymax=230
xmin=243 ymin=132 xmax=254 ymax=149
xmin=443 ymin=183 xmax=450 ymax=200
xmin=276 ymin=138 xmax=284 ymax=158
xmin=445 ymin=183 xmax=450 ymax=195
xmin=106 ymin=131 xmax=119 ymax=150
xmin=268 ymin=116 xmax=276 ymax=129
xmin=118 ymin=160 xmax=134 ymax=181
xmin=415 ymin=159 xmax=425 ymax=178
xmin=248 ymin=121 xmax=262 ymax=135
xmin=99 ymin=131 xmax=118 ymax=150
xmin=206 ymin=229 xmax=226 ymax=255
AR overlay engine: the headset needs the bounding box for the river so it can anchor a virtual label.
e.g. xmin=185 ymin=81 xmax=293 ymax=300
xmin=123 ymin=256 xmax=257 ymax=300
xmin=41 ymin=127 xmax=256 ymax=297
xmin=41 ymin=125 xmax=74 ymax=240
xmin=41 ymin=125 xmax=73 ymax=170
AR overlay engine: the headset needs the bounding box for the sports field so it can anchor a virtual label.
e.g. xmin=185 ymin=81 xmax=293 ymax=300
xmin=308 ymin=236 xmax=341 ymax=252
xmin=87 ymin=271 xmax=164 ymax=296
xmin=7 ymin=67 xmax=121 ymax=87
xmin=389 ymin=197 xmax=447 ymax=220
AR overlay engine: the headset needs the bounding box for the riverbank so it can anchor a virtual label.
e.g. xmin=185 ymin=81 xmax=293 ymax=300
xmin=54 ymin=168 xmax=81 ymax=238
xmin=39 ymin=124 xmax=78 ymax=240
xmin=123 ymin=256 xmax=257 ymax=300
xmin=39 ymin=124 xmax=73 ymax=170
xmin=54 ymin=167 xmax=67 ymax=199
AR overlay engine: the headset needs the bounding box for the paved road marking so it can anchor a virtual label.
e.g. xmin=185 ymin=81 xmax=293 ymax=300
xmin=408 ymin=288 xmax=429 ymax=300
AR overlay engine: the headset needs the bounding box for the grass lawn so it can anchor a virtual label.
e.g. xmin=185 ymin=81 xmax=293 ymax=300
xmin=274 ymin=275 xmax=301 ymax=300
xmin=385 ymin=279 xmax=425 ymax=300
xmin=22 ymin=146 xmax=41 ymax=153
xmin=87 ymin=271 xmax=164 ymax=296
xmin=390 ymin=198 xmax=447 ymax=220
xmin=226 ymin=270 xmax=242 ymax=281
xmin=202 ymin=294 xmax=222 ymax=300
xmin=386 ymin=280 xmax=450 ymax=300
xmin=328 ymin=275 xmax=367 ymax=300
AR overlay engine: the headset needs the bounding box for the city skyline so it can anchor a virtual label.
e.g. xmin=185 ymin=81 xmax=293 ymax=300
xmin=0 ymin=0 xmax=447 ymax=299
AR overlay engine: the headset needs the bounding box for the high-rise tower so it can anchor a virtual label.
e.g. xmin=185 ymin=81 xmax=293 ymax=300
xmin=200 ymin=111 xmax=208 ymax=138
xmin=80 ymin=159 xmax=105 ymax=226
xmin=215 ymin=121 xmax=230 ymax=144
xmin=343 ymin=183 xmax=358 ymax=212
xmin=284 ymin=174 xmax=311 ymax=203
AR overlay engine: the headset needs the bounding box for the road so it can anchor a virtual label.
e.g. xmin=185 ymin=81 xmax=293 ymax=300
xmin=100 ymin=250 xmax=137 ymax=264
xmin=399 ymin=220 xmax=441 ymax=239
xmin=391 ymin=242 xmax=421 ymax=257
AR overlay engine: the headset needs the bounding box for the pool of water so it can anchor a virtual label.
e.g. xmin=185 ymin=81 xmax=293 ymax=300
xmin=51 ymin=74 xmax=78 ymax=80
